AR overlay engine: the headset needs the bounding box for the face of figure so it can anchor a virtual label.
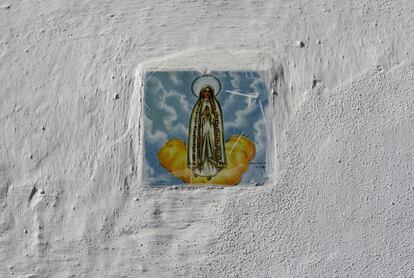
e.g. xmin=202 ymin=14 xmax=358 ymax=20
xmin=202 ymin=87 xmax=212 ymax=99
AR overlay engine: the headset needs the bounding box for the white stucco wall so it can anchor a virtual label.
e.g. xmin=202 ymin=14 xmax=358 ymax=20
xmin=1 ymin=0 xmax=413 ymax=277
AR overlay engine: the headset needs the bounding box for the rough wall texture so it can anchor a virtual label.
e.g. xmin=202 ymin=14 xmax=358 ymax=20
xmin=1 ymin=0 xmax=413 ymax=277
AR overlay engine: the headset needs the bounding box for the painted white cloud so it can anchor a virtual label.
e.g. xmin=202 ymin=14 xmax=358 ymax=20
xmin=221 ymin=71 xmax=244 ymax=119
xmin=228 ymin=71 xmax=242 ymax=90
xmin=222 ymin=92 xmax=237 ymax=111
xmin=149 ymin=76 xmax=189 ymax=137
xmin=159 ymin=99 xmax=188 ymax=136
xmin=248 ymin=71 xmax=266 ymax=93
xmin=145 ymin=158 xmax=174 ymax=185
xmin=144 ymin=114 xmax=167 ymax=146
xmin=146 ymin=167 xmax=170 ymax=184
xmin=166 ymin=90 xmax=191 ymax=114
xmin=222 ymin=71 xmax=266 ymax=126
xmin=253 ymin=117 xmax=266 ymax=161
xmin=169 ymin=71 xmax=182 ymax=86
xmin=225 ymin=97 xmax=258 ymax=131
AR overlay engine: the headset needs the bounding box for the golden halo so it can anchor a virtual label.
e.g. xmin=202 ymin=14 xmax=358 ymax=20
xmin=191 ymin=75 xmax=221 ymax=97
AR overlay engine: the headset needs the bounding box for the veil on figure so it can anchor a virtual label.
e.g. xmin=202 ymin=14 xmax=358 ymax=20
xmin=187 ymin=75 xmax=227 ymax=179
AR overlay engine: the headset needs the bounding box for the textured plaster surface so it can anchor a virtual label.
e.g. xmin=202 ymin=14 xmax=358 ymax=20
xmin=0 ymin=0 xmax=413 ymax=277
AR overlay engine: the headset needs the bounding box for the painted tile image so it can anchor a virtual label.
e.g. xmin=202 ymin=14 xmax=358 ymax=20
xmin=143 ymin=71 xmax=269 ymax=186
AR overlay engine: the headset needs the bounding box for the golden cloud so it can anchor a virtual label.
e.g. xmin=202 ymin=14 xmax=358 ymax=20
xmin=157 ymin=135 xmax=256 ymax=186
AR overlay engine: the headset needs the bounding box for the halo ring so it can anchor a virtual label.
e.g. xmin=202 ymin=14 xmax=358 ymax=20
xmin=191 ymin=75 xmax=221 ymax=97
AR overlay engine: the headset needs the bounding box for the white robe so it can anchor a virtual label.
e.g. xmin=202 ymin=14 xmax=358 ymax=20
xmin=187 ymin=97 xmax=226 ymax=178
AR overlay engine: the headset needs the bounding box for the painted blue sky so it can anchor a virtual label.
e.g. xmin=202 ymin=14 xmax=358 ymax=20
xmin=143 ymin=70 xmax=269 ymax=186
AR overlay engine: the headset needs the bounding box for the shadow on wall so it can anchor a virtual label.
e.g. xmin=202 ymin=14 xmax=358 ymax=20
xmin=269 ymin=64 xmax=289 ymax=179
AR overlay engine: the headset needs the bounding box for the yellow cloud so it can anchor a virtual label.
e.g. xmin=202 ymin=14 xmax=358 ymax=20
xmin=157 ymin=135 xmax=256 ymax=186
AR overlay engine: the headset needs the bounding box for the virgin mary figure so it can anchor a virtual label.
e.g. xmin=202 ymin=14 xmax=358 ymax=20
xmin=188 ymin=75 xmax=227 ymax=179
